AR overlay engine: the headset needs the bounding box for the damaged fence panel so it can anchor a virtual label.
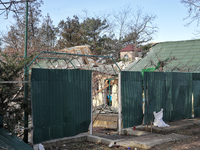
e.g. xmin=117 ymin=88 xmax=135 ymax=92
xmin=31 ymin=68 xmax=92 ymax=144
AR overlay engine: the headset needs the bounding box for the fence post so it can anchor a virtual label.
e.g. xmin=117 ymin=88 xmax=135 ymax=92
xmin=90 ymin=80 xmax=93 ymax=135
xmin=118 ymin=72 xmax=121 ymax=135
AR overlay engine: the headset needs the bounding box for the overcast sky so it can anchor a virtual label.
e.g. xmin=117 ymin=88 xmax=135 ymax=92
xmin=0 ymin=0 xmax=199 ymax=43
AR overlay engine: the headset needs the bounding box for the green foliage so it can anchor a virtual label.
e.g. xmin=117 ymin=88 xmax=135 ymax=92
xmin=0 ymin=54 xmax=32 ymax=133
xmin=57 ymin=16 xmax=84 ymax=49
xmin=140 ymin=43 xmax=153 ymax=57
xmin=39 ymin=13 xmax=58 ymax=50
xmin=57 ymin=16 xmax=110 ymax=55
xmin=81 ymin=17 xmax=109 ymax=55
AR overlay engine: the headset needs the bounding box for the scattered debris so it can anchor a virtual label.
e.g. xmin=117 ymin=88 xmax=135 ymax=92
xmin=93 ymin=104 xmax=118 ymax=114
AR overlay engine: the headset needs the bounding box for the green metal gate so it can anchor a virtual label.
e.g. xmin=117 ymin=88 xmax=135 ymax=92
xmin=121 ymin=71 xmax=143 ymax=128
xmin=31 ymin=68 xmax=92 ymax=144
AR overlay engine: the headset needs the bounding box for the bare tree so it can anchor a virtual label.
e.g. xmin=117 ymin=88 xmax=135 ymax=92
xmin=112 ymin=5 xmax=131 ymax=59
xmin=181 ymin=0 xmax=200 ymax=26
xmin=127 ymin=8 xmax=158 ymax=58
xmin=150 ymin=55 xmax=177 ymax=72
xmin=2 ymin=0 xmax=46 ymax=55
xmin=113 ymin=5 xmax=130 ymax=42
xmin=0 ymin=0 xmax=35 ymax=18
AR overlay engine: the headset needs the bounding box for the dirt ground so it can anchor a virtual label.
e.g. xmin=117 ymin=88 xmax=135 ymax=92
xmin=150 ymin=124 xmax=200 ymax=150
xmin=43 ymin=123 xmax=200 ymax=150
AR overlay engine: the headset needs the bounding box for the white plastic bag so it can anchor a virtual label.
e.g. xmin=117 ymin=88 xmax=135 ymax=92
xmin=153 ymin=108 xmax=169 ymax=127
xmin=34 ymin=143 xmax=45 ymax=150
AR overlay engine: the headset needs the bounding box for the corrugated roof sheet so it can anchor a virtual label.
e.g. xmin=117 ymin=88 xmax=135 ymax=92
xmin=119 ymin=44 xmax=143 ymax=52
xmin=124 ymin=39 xmax=200 ymax=72
xmin=0 ymin=128 xmax=33 ymax=150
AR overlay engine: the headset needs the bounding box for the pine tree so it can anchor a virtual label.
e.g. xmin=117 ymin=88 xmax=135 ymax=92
xmin=38 ymin=13 xmax=58 ymax=51
xmin=81 ymin=17 xmax=109 ymax=55
xmin=57 ymin=15 xmax=84 ymax=49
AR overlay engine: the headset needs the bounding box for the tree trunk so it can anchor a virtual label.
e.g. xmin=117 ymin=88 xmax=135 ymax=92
xmin=134 ymin=41 xmax=138 ymax=58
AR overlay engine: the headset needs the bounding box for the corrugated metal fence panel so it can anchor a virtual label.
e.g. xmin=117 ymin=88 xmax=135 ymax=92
xmin=192 ymin=73 xmax=200 ymax=117
xmin=31 ymin=68 xmax=50 ymax=143
xmin=121 ymin=71 xmax=143 ymax=128
xmin=144 ymin=72 xmax=192 ymax=124
xmin=168 ymin=73 xmax=192 ymax=121
xmin=144 ymin=72 xmax=167 ymax=124
xmin=31 ymin=68 xmax=91 ymax=144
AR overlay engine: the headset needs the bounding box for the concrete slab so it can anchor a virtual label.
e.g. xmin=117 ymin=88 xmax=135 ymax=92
xmin=42 ymin=134 xmax=87 ymax=148
xmin=137 ymin=119 xmax=200 ymax=134
xmin=116 ymin=133 xmax=190 ymax=149
xmin=121 ymin=127 xmax=150 ymax=136
xmin=41 ymin=132 xmax=190 ymax=150
xmin=41 ymin=119 xmax=198 ymax=149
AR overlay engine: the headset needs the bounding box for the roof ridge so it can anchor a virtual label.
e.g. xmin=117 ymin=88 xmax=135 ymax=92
xmin=158 ymin=39 xmax=200 ymax=44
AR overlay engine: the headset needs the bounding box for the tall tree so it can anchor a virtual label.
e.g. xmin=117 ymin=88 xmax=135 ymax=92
xmin=81 ymin=17 xmax=109 ymax=55
xmin=112 ymin=5 xmax=131 ymax=59
xmin=57 ymin=15 xmax=83 ymax=49
xmin=38 ymin=13 xmax=58 ymax=51
xmin=126 ymin=8 xmax=158 ymax=58
xmin=2 ymin=0 xmax=44 ymax=55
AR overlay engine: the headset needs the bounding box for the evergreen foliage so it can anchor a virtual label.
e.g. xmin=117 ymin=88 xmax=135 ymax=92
xmin=0 ymin=54 xmax=32 ymax=134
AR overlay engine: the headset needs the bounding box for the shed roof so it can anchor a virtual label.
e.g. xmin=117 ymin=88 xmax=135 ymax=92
xmin=124 ymin=39 xmax=200 ymax=72
xmin=0 ymin=127 xmax=33 ymax=150
xmin=119 ymin=44 xmax=143 ymax=52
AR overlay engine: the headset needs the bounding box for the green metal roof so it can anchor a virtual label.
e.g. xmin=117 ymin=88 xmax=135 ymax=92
xmin=124 ymin=39 xmax=200 ymax=72
xmin=0 ymin=128 xmax=33 ymax=150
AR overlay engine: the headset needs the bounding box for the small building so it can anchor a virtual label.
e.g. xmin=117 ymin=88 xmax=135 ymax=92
xmin=119 ymin=44 xmax=143 ymax=60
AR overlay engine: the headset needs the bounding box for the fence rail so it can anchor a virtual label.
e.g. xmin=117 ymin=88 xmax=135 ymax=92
xmin=0 ymin=81 xmax=30 ymax=83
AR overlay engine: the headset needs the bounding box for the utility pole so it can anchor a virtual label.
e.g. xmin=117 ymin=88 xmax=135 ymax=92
xmin=23 ymin=0 xmax=29 ymax=143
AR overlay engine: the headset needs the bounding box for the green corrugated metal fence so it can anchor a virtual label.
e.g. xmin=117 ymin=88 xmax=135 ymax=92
xmin=121 ymin=71 xmax=143 ymax=128
xmin=121 ymin=71 xmax=200 ymax=127
xmin=31 ymin=68 xmax=92 ymax=144
xmin=192 ymin=73 xmax=200 ymax=117
xmin=168 ymin=73 xmax=192 ymax=121
xmin=144 ymin=72 xmax=192 ymax=124
xmin=144 ymin=72 xmax=167 ymax=124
